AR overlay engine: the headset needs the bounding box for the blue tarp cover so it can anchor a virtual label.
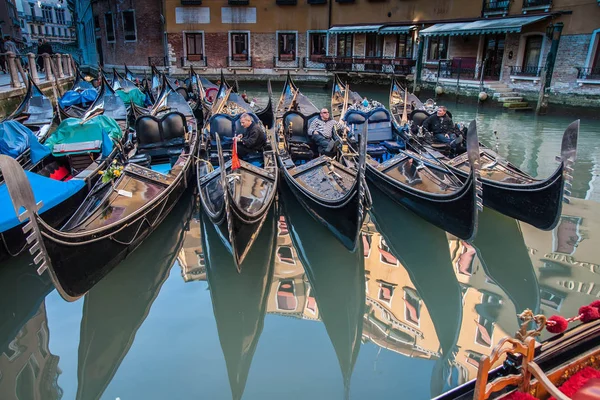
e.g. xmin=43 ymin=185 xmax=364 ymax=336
xmin=0 ymin=120 xmax=51 ymax=164
xmin=0 ymin=171 xmax=85 ymax=232
xmin=58 ymin=89 xmax=98 ymax=108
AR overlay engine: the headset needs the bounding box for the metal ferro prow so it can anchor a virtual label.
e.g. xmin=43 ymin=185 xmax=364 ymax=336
xmin=0 ymin=155 xmax=51 ymax=275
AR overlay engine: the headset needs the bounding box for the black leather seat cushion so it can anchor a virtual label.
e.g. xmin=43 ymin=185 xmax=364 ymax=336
xmin=135 ymin=111 xmax=187 ymax=159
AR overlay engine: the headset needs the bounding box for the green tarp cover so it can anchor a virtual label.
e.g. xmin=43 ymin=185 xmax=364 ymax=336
xmin=45 ymin=115 xmax=123 ymax=156
xmin=116 ymin=88 xmax=146 ymax=107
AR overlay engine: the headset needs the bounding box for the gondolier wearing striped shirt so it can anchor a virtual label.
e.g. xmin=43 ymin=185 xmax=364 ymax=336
xmin=308 ymin=108 xmax=343 ymax=155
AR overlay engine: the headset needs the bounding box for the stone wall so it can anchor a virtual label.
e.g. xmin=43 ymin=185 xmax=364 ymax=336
xmin=92 ymin=0 xmax=164 ymax=67
xmin=551 ymin=34 xmax=596 ymax=94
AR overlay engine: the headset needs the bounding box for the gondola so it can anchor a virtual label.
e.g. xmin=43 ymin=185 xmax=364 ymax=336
xmin=197 ymin=79 xmax=278 ymax=270
xmin=280 ymin=182 xmax=365 ymax=396
xmin=124 ymin=64 xmax=141 ymax=85
xmin=334 ymin=78 xmax=481 ymax=241
xmin=369 ymin=185 xmax=463 ymax=398
xmin=201 ymin=204 xmax=275 ymax=400
xmin=274 ymin=73 xmax=370 ymax=251
xmin=111 ymin=67 xmax=138 ymax=92
xmin=76 ymin=190 xmax=194 ymax=400
xmin=57 ymin=69 xmax=98 ymax=120
xmin=390 ymin=78 xmax=579 ymax=231
xmin=4 ymin=74 xmax=54 ymax=140
xmin=437 ymin=319 xmax=600 ymax=400
xmin=0 ymin=75 xmax=198 ymax=300
xmin=0 ymin=97 xmax=126 ymax=261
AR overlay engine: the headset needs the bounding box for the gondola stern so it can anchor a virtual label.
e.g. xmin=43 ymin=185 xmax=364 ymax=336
xmin=465 ymin=120 xmax=482 ymax=241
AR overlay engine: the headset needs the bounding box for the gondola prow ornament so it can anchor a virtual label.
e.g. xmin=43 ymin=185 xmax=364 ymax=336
xmin=0 ymin=155 xmax=51 ymax=276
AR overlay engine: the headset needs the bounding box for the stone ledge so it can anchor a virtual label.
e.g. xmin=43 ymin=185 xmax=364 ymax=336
xmin=577 ymin=79 xmax=600 ymax=86
xmin=510 ymin=75 xmax=540 ymax=84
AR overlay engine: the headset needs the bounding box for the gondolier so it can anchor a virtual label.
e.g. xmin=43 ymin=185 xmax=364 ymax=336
xmin=236 ymin=113 xmax=266 ymax=157
xmin=308 ymin=108 xmax=342 ymax=155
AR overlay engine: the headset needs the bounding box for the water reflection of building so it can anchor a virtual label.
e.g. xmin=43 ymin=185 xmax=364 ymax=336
xmin=0 ymin=302 xmax=62 ymax=400
xmin=361 ymin=220 xmax=440 ymax=360
xmin=266 ymin=216 xmax=319 ymax=321
xmin=521 ymin=198 xmax=600 ymax=337
xmin=178 ymin=216 xmax=206 ymax=282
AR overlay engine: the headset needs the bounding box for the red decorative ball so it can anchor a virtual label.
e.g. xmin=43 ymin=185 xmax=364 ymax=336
xmin=589 ymin=300 xmax=600 ymax=310
xmin=579 ymin=306 xmax=600 ymax=323
xmin=546 ymin=315 xmax=568 ymax=334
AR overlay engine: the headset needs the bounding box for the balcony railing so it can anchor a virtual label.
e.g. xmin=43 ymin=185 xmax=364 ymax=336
xmin=227 ymin=56 xmax=252 ymax=68
xmin=510 ymin=65 xmax=542 ymax=77
xmin=276 ymin=0 xmax=297 ymax=4
xmin=307 ymin=0 xmax=327 ymax=4
xmin=181 ymin=0 xmax=202 ymax=4
xmin=336 ymin=0 xmax=355 ymax=3
xmin=273 ymin=56 xmax=300 ymax=68
xmin=522 ymin=0 xmax=552 ymax=9
xmin=228 ymin=0 xmax=249 ymax=4
xmin=483 ymin=0 xmax=510 ymax=14
xmin=577 ymin=67 xmax=600 ymax=80
xmin=321 ymin=56 xmax=415 ymax=74
xmin=303 ymin=56 xmax=327 ymax=69
xmin=180 ymin=56 xmax=207 ymax=68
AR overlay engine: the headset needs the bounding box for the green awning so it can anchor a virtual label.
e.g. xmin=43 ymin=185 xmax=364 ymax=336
xmin=379 ymin=25 xmax=417 ymax=35
xmin=419 ymin=15 xmax=549 ymax=37
xmin=328 ymin=25 xmax=383 ymax=34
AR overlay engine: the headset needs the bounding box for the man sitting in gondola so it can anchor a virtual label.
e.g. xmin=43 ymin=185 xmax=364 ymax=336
xmin=422 ymin=106 xmax=463 ymax=148
xmin=308 ymin=108 xmax=342 ymax=155
xmin=236 ymin=113 xmax=266 ymax=157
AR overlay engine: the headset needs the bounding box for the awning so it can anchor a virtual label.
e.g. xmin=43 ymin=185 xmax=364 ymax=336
xmin=328 ymin=25 xmax=383 ymax=34
xmin=379 ymin=25 xmax=417 ymax=35
xmin=419 ymin=15 xmax=549 ymax=36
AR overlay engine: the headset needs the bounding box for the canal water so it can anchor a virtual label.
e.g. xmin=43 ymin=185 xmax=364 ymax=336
xmin=1 ymin=83 xmax=599 ymax=400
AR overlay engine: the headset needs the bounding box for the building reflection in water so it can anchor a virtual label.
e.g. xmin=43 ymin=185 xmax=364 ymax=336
xmin=0 ymin=302 xmax=63 ymax=400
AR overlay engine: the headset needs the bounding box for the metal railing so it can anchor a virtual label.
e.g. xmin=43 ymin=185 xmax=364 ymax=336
xmin=273 ymin=56 xmax=299 ymax=68
xmin=321 ymin=56 xmax=415 ymax=74
xmin=302 ymin=56 xmax=327 ymax=69
xmin=226 ymin=56 xmax=252 ymax=68
xmin=148 ymin=56 xmax=168 ymax=67
xmin=276 ymin=0 xmax=297 ymax=4
xmin=228 ymin=0 xmax=249 ymax=4
xmin=522 ymin=0 xmax=552 ymax=8
xmin=0 ymin=52 xmax=76 ymax=89
xmin=180 ymin=56 xmax=207 ymax=68
xmin=483 ymin=0 xmax=510 ymax=13
xmin=576 ymin=67 xmax=600 ymax=80
xmin=437 ymin=59 xmax=479 ymax=80
xmin=510 ymin=65 xmax=543 ymax=77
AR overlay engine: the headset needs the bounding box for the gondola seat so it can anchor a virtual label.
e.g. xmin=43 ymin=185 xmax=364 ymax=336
xmin=282 ymin=111 xmax=318 ymax=160
xmin=346 ymin=108 xmax=400 ymax=160
xmin=135 ymin=111 xmax=187 ymax=164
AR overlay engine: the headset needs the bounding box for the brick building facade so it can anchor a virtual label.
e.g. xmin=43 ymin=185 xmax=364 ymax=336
xmin=90 ymin=0 xmax=600 ymax=101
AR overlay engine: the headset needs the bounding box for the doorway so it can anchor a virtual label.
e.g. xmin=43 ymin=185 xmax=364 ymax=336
xmin=482 ymin=34 xmax=505 ymax=80
xmin=96 ymin=38 xmax=103 ymax=66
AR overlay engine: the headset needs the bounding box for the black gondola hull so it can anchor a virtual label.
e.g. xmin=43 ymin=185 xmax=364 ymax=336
xmin=279 ymin=167 xmax=363 ymax=251
xmin=450 ymin=163 xmax=564 ymax=231
xmin=366 ymin=164 xmax=478 ymax=241
xmin=0 ymin=182 xmax=88 ymax=262
xmin=37 ymin=172 xmax=194 ymax=300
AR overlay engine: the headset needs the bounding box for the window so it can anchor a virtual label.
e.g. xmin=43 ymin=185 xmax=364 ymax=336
xmin=94 ymin=15 xmax=100 ymax=30
xmin=309 ymin=32 xmax=327 ymax=58
xmin=42 ymin=5 xmax=53 ymax=23
xmin=365 ymin=33 xmax=383 ymax=58
xmin=553 ymin=216 xmax=582 ymax=255
xmin=278 ymin=32 xmax=296 ymax=60
xmin=105 ymin=13 xmax=115 ymax=42
xmin=427 ymin=36 xmax=448 ymax=60
xmin=276 ymin=280 xmax=297 ymax=310
xmin=540 ymin=288 xmax=564 ymax=310
xmin=45 ymin=26 xmax=49 ymax=35
xmin=52 ymin=27 xmax=56 ymax=36
xmin=379 ymin=238 xmax=397 ymax=266
xmin=185 ymin=32 xmax=204 ymax=61
xmin=56 ymin=8 xmax=65 ymax=25
xmin=396 ymin=34 xmax=412 ymax=58
xmin=29 ymin=2 xmax=36 ymax=17
xmin=230 ymin=32 xmax=249 ymax=60
xmin=122 ymin=10 xmax=136 ymax=42
xmin=523 ymin=35 xmax=543 ymax=69
xmin=404 ymin=288 xmax=421 ymax=326
xmin=593 ymin=44 xmax=600 ymax=70
xmin=277 ymin=246 xmax=295 ymax=264
xmin=38 ymin=25 xmax=42 ymax=35
xmin=378 ymin=281 xmax=396 ymax=304
xmin=337 ymin=33 xmax=353 ymax=57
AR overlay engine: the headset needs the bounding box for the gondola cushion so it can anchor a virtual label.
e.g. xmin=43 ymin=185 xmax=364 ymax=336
xmin=128 ymin=153 xmax=151 ymax=168
xmin=367 ymin=144 xmax=386 ymax=159
xmin=382 ymin=140 xmax=404 ymax=153
xmin=136 ymin=112 xmax=186 ymax=148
